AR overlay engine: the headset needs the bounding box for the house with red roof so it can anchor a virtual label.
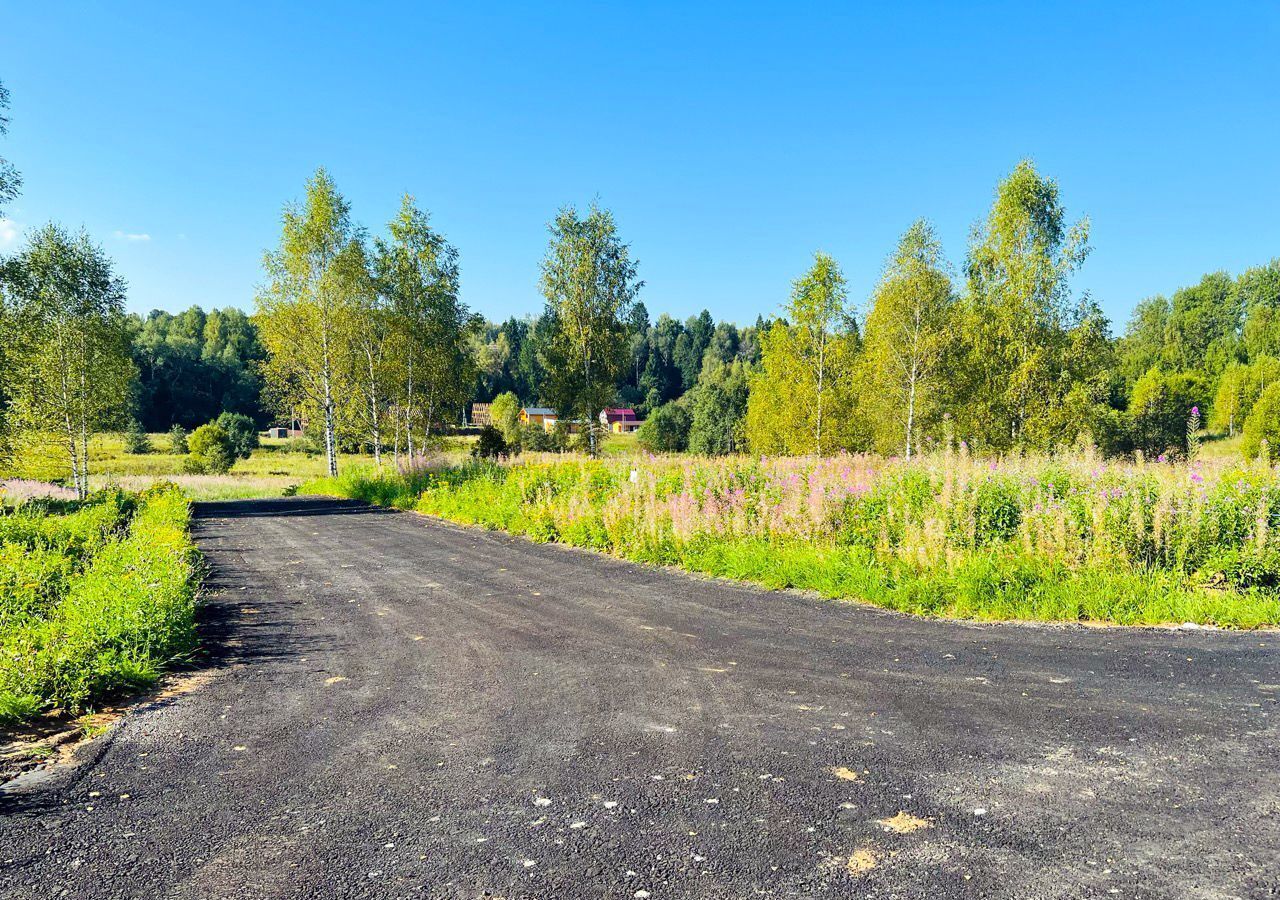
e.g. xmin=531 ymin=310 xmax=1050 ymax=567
xmin=599 ymin=408 xmax=641 ymax=434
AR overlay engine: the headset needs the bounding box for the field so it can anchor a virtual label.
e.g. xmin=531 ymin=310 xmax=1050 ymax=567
xmin=0 ymin=484 xmax=200 ymax=724
xmin=305 ymin=449 xmax=1280 ymax=628
xmin=5 ymin=433 xmax=388 ymax=502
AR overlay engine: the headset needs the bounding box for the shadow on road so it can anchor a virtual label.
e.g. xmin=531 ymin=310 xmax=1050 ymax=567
xmin=193 ymin=496 xmax=395 ymax=520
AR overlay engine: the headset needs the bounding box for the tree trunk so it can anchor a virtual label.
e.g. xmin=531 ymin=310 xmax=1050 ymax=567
xmin=367 ymin=350 xmax=382 ymax=467
xmin=905 ymin=365 xmax=918 ymax=460
xmin=322 ymin=374 xmax=338 ymax=478
xmin=814 ymin=331 xmax=826 ymax=457
xmin=391 ymin=405 xmax=401 ymax=469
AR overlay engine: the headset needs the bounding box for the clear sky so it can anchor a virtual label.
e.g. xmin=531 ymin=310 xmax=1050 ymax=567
xmin=2 ymin=2 xmax=1278 ymax=330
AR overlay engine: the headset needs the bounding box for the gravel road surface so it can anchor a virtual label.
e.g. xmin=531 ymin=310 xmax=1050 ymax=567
xmin=2 ymin=497 xmax=1277 ymax=899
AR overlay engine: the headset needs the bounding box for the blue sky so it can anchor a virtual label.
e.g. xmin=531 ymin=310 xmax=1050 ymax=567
xmin=3 ymin=2 xmax=1278 ymax=329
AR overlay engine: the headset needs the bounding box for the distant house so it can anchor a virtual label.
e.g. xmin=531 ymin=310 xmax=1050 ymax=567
xmin=470 ymin=402 xmax=492 ymax=427
xmin=521 ymin=407 xmax=558 ymax=431
xmin=600 ymin=408 xmax=641 ymax=434
xmin=265 ymin=417 xmax=306 ymax=439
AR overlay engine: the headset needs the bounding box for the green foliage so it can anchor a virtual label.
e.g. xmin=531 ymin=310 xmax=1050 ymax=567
xmin=167 ymin=424 xmax=189 ymax=455
xmin=538 ymin=202 xmax=642 ymax=455
xmin=472 ymin=426 xmax=508 ymax=459
xmin=0 ymin=78 xmax=21 ymax=217
xmin=373 ymin=194 xmax=478 ymax=454
xmin=215 ymin=411 xmax=259 ymax=459
xmin=688 ymin=359 xmax=749 ymax=455
xmin=0 ymin=485 xmax=199 ymax=722
xmin=256 ymin=168 xmax=367 ymax=478
xmin=1128 ymin=368 xmax=1205 ymax=458
xmin=188 ymin=423 xmax=234 ymax=474
xmin=0 ymin=223 xmax=135 ymax=496
xmin=122 ymin=419 xmax=151 ymax=455
xmin=956 ymin=160 xmax=1091 ymax=451
xmin=637 ymin=402 xmax=691 ymax=452
xmin=521 ymin=423 xmax=567 ymax=453
xmin=1241 ymin=382 xmax=1280 ymax=461
xmin=129 ymin=306 xmax=266 ymax=431
xmin=858 ymin=220 xmax=954 ymax=457
xmin=489 ymin=391 xmax=522 ymax=445
xmin=746 ymin=253 xmax=861 ymax=455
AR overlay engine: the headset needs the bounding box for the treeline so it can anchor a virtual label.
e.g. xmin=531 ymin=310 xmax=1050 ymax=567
xmin=5 ymin=62 xmax=1280 ymax=483
xmin=130 ymin=306 xmax=266 ymax=430
xmin=645 ymin=163 xmax=1279 ymax=462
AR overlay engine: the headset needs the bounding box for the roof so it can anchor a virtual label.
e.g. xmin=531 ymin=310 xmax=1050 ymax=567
xmin=604 ymin=408 xmax=637 ymax=417
xmin=523 ymin=407 xmax=556 ymax=416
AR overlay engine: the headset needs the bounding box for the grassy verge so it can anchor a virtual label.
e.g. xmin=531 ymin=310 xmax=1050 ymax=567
xmin=0 ymin=484 xmax=201 ymax=724
xmin=304 ymin=456 xmax=1280 ymax=628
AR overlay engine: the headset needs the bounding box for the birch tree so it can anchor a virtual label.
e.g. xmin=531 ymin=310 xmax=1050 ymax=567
xmin=745 ymin=252 xmax=859 ymax=455
xmin=858 ymin=221 xmax=954 ymax=458
xmin=1 ymin=225 xmax=133 ymax=496
xmin=374 ymin=195 xmax=474 ymax=459
xmin=539 ymin=202 xmax=641 ymax=456
xmin=959 ymin=160 xmax=1091 ymax=450
xmin=256 ymin=169 xmax=363 ymax=477
xmin=346 ymin=240 xmax=391 ymax=465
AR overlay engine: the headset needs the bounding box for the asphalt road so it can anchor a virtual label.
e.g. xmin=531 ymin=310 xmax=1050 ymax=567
xmin=2 ymin=497 xmax=1278 ymax=899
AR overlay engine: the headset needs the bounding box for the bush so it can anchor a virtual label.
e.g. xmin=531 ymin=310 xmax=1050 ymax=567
xmin=522 ymin=424 xmax=565 ymax=452
xmin=472 ymin=426 xmax=509 ymax=460
xmin=167 ymin=424 xmax=189 ymax=455
xmin=122 ymin=420 xmax=151 ymax=454
xmin=490 ymin=391 xmax=523 ymax=445
xmin=637 ymin=402 xmax=691 ymax=452
xmin=1128 ymin=368 xmax=1205 ymax=459
xmin=0 ymin=485 xmax=199 ymax=721
xmin=215 ymin=411 xmax=260 ymax=459
xmin=971 ymin=477 xmax=1022 ymax=546
xmin=1242 ymin=382 xmax=1280 ymax=461
xmin=188 ymin=423 xmax=234 ymax=474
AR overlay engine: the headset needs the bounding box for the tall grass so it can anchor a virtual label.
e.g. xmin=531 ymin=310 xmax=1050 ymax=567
xmin=306 ymin=451 xmax=1280 ymax=628
xmin=0 ymin=484 xmax=200 ymax=723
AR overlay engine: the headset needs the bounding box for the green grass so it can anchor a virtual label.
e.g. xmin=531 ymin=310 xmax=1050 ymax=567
xmin=0 ymin=484 xmax=201 ymax=724
xmin=304 ymin=456 xmax=1280 ymax=628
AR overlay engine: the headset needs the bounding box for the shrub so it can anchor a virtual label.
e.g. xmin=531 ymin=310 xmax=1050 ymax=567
xmin=637 ymin=402 xmax=691 ymax=452
xmin=490 ymin=392 xmax=523 ymax=445
xmin=167 ymin=424 xmax=189 ymax=455
xmin=122 ymin=420 xmax=151 ymax=454
xmin=472 ymin=426 xmax=509 ymax=460
xmin=188 ymin=423 xmax=235 ymax=474
xmin=522 ymin=424 xmax=564 ymax=452
xmin=1242 ymin=382 xmax=1280 ymax=461
xmin=0 ymin=485 xmax=199 ymax=722
xmin=0 ymin=543 xmax=75 ymax=627
xmin=1128 ymin=368 xmax=1205 ymax=459
xmin=215 ymin=411 xmax=260 ymax=459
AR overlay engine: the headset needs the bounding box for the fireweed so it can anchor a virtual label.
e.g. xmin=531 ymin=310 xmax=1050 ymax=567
xmin=306 ymin=450 xmax=1280 ymax=627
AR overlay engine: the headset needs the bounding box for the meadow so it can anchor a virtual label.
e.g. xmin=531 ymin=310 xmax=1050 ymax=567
xmin=0 ymin=484 xmax=200 ymax=724
xmin=3 ymin=433 xmax=382 ymax=502
xmin=305 ymin=448 xmax=1280 ymax=628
